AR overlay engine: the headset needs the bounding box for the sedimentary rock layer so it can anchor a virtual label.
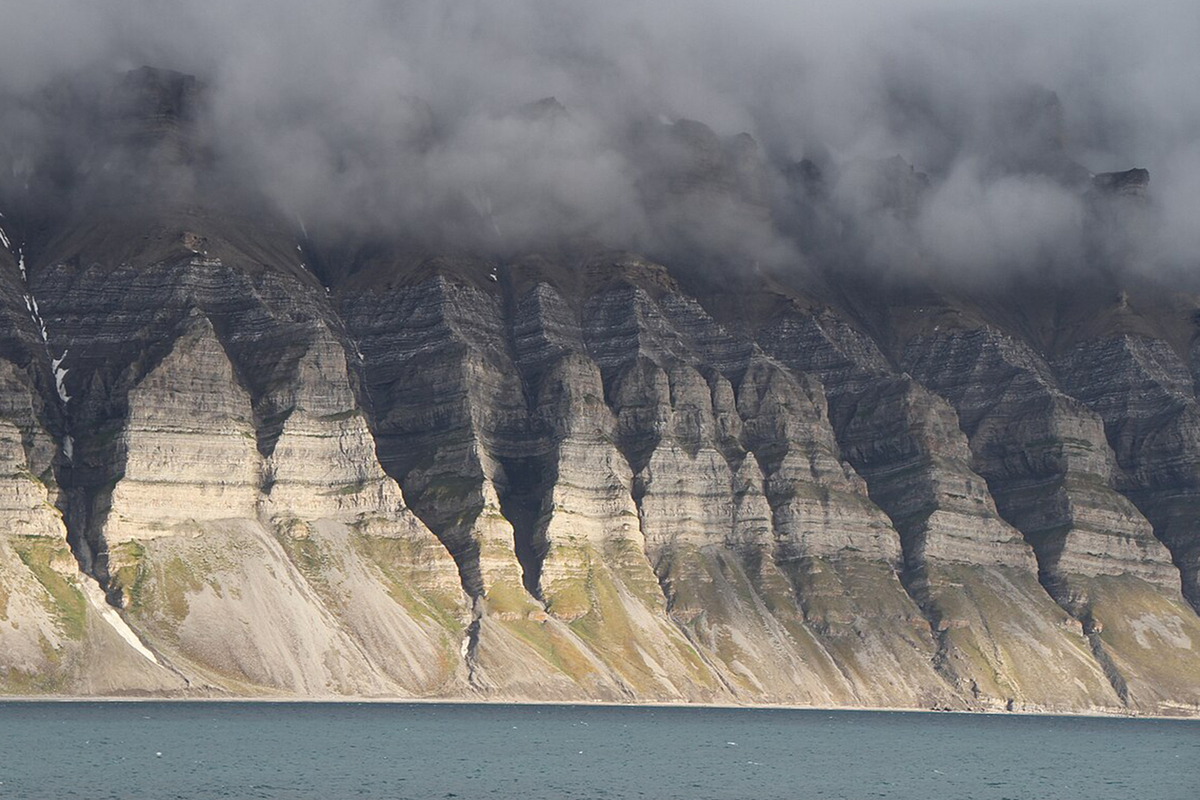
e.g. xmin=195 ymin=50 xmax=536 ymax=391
xmin=1 ymin=192 xmax=1198 ymax=715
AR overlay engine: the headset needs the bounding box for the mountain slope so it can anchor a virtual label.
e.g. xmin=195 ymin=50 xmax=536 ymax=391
xmin=0 ymin=68 xmax=1198 ymax=715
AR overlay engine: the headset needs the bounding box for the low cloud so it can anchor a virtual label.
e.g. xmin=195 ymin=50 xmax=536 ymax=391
xmin=0 ymin=1 xmax=1197 ymax=281
xmin=918 ymin=160 xmax=1085 ymax=280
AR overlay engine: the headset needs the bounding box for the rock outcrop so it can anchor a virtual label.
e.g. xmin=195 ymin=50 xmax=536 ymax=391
xmin=897 ymin=308 xmax=1200 ymax=712
xmin=1 ymin=67 xmax=1199 ymax=716
xmin=2 ymin=211 xmax=1199 ymax=713
xmin=757 ymin=308 xmax=1119 ymax=711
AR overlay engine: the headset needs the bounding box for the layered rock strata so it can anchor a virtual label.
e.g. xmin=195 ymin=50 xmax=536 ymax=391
xmin=0 ymin=228 xmax=183 ymax=695
xmin=1 ymin=160 xmax=1198 ymax=713
xmin=1052 ymin=334 xmax=1200 ymax=613
xmin=755 ymin=307 xmax=1119 ymax=710
xmin=901 ymin=320 xmax=1200 ymax=710
xmin=3 ymin=64 xmax=1199 ymax=715
xmin=2 ymin=210 xmax=1199 ymax=714
xmin=18 ymin=218 xmax=469 ymax=697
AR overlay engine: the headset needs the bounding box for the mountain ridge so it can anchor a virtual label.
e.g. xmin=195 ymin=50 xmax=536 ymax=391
xmin=0 ymin=68 xmax=1198 ymax=714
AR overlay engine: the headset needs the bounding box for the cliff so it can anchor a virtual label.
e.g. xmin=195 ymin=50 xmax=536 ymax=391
xmin=1 ymin=70 xmax=1198 ymax=715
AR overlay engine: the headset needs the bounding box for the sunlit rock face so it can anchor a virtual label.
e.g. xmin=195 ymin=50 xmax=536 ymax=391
xmin=0 ymin=65 xmax=1198 ymax=716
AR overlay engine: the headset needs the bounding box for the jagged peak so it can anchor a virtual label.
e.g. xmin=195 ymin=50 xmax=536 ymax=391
xmin=119 ymin=66 xmax=201 ymax=108
xmin=1092 ymin=168 xmax=1150 ymax=197
xmin=514 ymin=96 xmax=569 ymax=123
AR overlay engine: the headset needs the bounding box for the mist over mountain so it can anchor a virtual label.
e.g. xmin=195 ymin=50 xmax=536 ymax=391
xmin=2 ymin=0 xmax=1199 ymax=282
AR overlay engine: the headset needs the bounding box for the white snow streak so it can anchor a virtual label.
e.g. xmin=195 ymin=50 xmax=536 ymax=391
xmin=54 ymin=374 xmax=70 ymax=402
xmin=0 ymin=226 xmax=10 ymax=250
xmin=78 ymin=574 xmax=159 ymax=665
xmin=18 ymin=256 xmax=69 ymax=404
xmin=53 ymin=363 xmax=70 ymax=403
xmin=23 ymin=293 xmax=50 ymax=343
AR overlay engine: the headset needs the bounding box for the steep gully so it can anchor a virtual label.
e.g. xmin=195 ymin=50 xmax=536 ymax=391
xmin=0 ymin=213 xmax=161 ymax=669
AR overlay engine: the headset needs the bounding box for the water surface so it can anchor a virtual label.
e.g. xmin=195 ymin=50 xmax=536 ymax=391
xmin=0 ymin=702 xmax=1195 ymax=799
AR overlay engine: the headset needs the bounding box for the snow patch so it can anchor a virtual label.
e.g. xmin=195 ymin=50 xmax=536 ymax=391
xmin=78 ymin=572 xmax=159 ymax=665
xmin=0 ymin=226 xmax=10 ymax=250
xmin=23 ymin=292 xmax=48 ymax=342
xmin=20 ymin=264 xmax=67 ymax=406
xmin=63 ymin=434 xmax=73 ymax=461
xmin=53 ymin=362 xmax=70 ymax=403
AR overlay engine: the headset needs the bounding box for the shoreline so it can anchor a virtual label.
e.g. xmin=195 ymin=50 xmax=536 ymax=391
xmin=2 ymin=695 xmax=1196 ymax=721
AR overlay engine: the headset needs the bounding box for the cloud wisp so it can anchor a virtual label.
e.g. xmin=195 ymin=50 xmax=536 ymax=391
xmin=1 ymin=0 xmax=1197 ymax=281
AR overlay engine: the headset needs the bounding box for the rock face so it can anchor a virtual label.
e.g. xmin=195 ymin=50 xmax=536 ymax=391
xmin=1 ymin=68 xmax=1199 ymax=715
xmin=896 ymin=314 xmax=1200 ymax=711
xmin=5 ymin=211 xmax=468 ymax=697
xmin=1051 ymin=335 xmax=1200 ymax=599
xmin=2 ymin=217 xmax=1199 ymax=713
xmin=757 ymin=310 xmax=1118 ymax=710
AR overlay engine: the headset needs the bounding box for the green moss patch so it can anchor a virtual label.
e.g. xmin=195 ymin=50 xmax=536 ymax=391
xmin=351 ymin=532 xmax=465 ymax=632
xmin=13 ymin=538 xmax=86 ymax=640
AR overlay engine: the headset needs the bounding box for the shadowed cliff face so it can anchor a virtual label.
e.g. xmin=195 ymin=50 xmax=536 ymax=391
xmin=0 ymin=67 xmax=1198 ymax=715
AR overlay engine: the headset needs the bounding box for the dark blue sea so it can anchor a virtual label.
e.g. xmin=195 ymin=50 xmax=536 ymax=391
xmin=0 ymin=702 xmax=1195 ymax=799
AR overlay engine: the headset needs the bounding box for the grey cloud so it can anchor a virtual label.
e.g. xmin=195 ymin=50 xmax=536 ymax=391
xmin=917 ymin=161 xmax=1085 ymax=278
xmin=0 ymin=0 xmax=1197 ymax=279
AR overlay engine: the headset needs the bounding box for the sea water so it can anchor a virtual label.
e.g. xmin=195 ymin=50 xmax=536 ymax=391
xmin=0 ymin=702 xmax=1195 ymax=799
